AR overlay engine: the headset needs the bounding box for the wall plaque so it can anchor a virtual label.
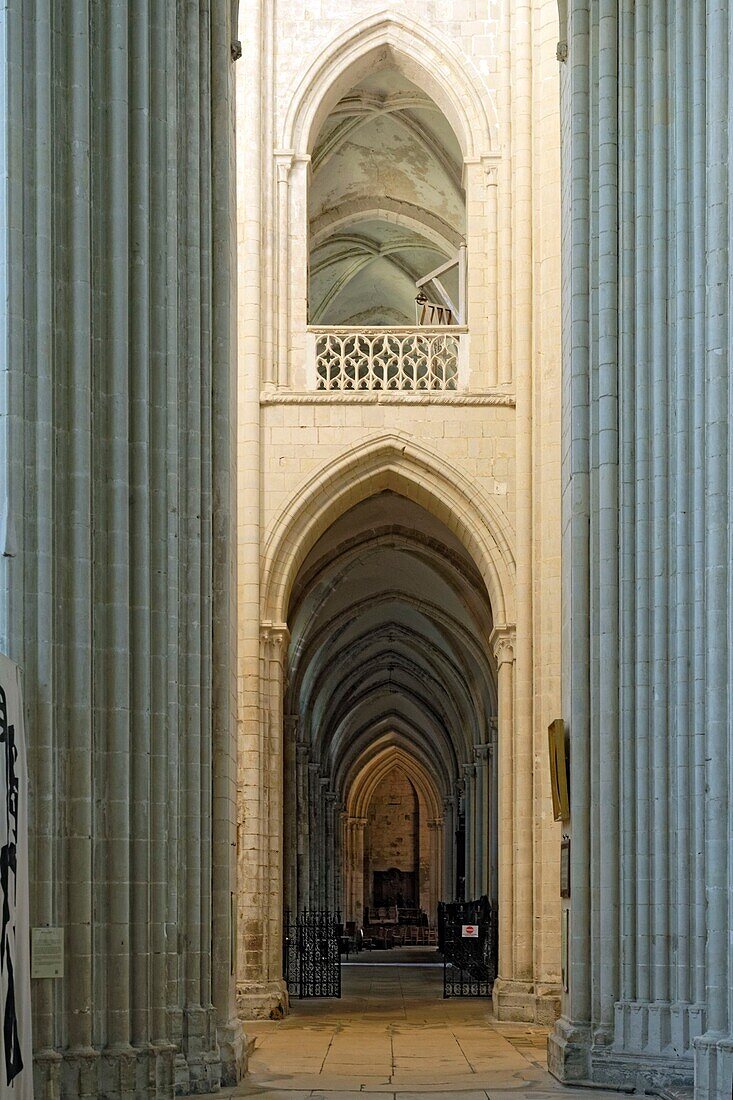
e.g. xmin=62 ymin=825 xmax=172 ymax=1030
xmin=31 ymin=927 xmax=64 ymax=979
xmin=548 ymin=718 xmax=570 ymax=821
xmin=560 ymin=836 xmax=571 ymax=898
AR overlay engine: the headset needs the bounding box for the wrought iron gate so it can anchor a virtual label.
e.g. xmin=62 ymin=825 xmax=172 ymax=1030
xmin=283 ymin=910 xmax=341 ymax=999
xmin=438 ymin=896 xmax=497 ymax=998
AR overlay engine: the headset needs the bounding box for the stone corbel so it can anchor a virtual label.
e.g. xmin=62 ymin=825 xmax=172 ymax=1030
xmin=490 ymin=623 xmax=516 ymax=666
xmin=273 ymin=150 xmax=294 ymax=183
xmin=260 ymin=621 xmax=290 ymax=663
xmin=474 ymin=743 xmax=491 ymax=766
xmin=462 ymin=152 xmax=501 ymax=191
xmin=481 ymin=153 xmax=501 ymax=188
xmin=284 ymin=714 xmax=299 ymax=739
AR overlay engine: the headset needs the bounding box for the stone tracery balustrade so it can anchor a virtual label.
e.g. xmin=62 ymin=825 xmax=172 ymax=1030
xmin=308 ymin=325 xmax=468 ymax=392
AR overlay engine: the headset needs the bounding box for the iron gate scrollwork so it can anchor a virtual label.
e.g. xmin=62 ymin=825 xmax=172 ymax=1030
xmin=439 ymin=896 xmax=497 ymax=998
xmin=283 ymin=910 xmax=341 ymax=998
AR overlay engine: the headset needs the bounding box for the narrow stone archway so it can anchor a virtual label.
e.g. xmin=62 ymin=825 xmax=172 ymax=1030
xmin=235 ymin=436 xmax=561 ymax=1024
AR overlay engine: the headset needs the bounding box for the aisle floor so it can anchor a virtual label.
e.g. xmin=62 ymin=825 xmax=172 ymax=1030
xmin=190 ymin=949 xmax=629 ymax=1100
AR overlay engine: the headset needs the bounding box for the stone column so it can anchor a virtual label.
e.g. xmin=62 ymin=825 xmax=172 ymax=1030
xmin=325 ymin=791 xmax=338 ymax=912
xmin=353 ymin=819 xmax=367 ymax=926
xmin=462 ymin=763 xmax=476 ymax=898
xmin=443 ymin=796 xmax=456 ymax=901
xmin=510 ymin=0 xmax=536 ymax=1000
xmin=337 ymin=810 xmax=348 ymax=916
xmin=0 ymin=3 xmax=244 ymax=1093
xmin=237 ymin=623 xmax=289 ymax=1019
xmin=273 ymin=153 xmax=292 ymax=388
xmin=343 ymin=818 xmax=353 ymax=921
xmin=427 ymin=820 xmax=443 ymax=923
xmin=474 ymin=744 xmax=491 ymax=897
xmin=488 ymin=718 xmax=499 ymax=903
xmin=314 ymin=778 xmax=325 ymax=906
xmin=549 ymin=4 xmax=733 ymax=1094
xmin=283 ymin=716 xmax=298 ymax=915
xmin=295 ymin=741 xmax=310 ymax=912
xmin=491 ymin=626 xmax=518 ymax=1016
xmin=308 ymin=764 xmax=321 ymax=906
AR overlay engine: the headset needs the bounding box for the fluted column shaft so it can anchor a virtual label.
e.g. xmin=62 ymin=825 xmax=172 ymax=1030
xmin=0 ymin=2 xmax=242 ymax=1094
xmin=492 ymin=628 xmax=515 ymax=984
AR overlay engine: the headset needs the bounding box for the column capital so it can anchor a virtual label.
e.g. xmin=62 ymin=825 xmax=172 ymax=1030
xmin=296 ymin=739 xmax=310 ymax=759
xmin=260 ymin=620 xmax=290 ymax=658
xmin=462 ymin=761 xmax=476 ymax=781
xmin=427 ymin=818 xmax=444 ymax=830
xmin=474 ymin=743 xmax=491 ymax=764
xmin=490 ymin=623 xmax=516 ymax=665
xmin=481 ymin=152 xmax=501 ymax=184
xmin=273 ymin=150 xmax=294 ymax=181
xmin=462 ymin=151 xmax=501 ymax=188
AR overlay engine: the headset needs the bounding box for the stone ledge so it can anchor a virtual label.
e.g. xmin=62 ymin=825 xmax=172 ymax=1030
xmin=260 ymin=389 xmax=516 ymax=406
xmin=236 ymin=979 xmax=289 ymax=1021
xmin=492 ymin=977 xmax=562 ymax=1025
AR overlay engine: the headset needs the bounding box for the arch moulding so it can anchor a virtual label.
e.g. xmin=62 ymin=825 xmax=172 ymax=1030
xmin=280 ymin=11 xmax=498 ymax=160
xmin=346 ymin=745 xmax=443 ymax=823
xmin=260 ymin=432 xmax=516 ymax=628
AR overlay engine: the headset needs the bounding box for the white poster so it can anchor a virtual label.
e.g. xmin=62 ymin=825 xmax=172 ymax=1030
xmin=0 ymin=654 xmax=33 ymax=1099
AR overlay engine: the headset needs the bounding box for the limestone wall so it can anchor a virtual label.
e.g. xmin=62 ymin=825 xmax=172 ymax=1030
xmin=237 ymin=0 xmax=564 ymax=1026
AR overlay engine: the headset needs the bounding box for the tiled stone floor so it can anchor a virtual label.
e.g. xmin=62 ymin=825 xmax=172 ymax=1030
xmin=191 ymin=950 xmax=628 ymax=1100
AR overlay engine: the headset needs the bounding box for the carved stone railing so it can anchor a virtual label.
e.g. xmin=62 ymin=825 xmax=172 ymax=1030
xmin=307 ymin=326 xmax=468 ymax=392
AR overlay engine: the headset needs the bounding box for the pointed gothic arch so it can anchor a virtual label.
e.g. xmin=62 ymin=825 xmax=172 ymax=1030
xmin=261 ymin=432 xmax=516 ymax=629
xmin=280 ymin=11 xmax=497 ymax=159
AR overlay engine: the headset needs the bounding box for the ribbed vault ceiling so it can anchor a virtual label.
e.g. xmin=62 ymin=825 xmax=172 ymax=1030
xmin=286 ymin=493 xmax=496 ymax=800
xmin=308 ymin=64 xmax=465 ymax=325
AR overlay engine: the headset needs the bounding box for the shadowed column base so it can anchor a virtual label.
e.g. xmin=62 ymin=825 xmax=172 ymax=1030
xmin=236 ymin=978 xmax=289 ymax=1021
xmin=493 ymin=977 xmax=561 ymax=1025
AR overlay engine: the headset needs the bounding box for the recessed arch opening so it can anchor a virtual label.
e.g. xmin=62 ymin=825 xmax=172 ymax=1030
xmin=281 ymin=488 xmax=501 ymax=929
xmin=307 ymin=49 xmax=466 ymax=326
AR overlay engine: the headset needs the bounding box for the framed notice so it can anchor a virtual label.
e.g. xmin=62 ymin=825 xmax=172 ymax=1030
xmin=31 ymin=927 xmax=64 ymax=979
xmin=560 ymin=836 xmax=571 ymax=898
